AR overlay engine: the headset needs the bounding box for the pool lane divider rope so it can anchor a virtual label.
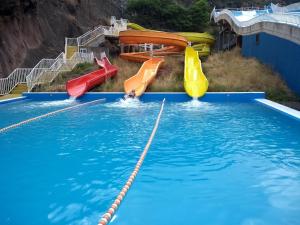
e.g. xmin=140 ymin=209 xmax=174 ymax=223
xmin=0 ymin=99 xmax=105 ymax=133
xmin=98 ymin=98 xmax=166 ymax=225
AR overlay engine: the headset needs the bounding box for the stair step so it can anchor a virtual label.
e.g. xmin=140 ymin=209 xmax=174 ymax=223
xmin=0 ymin=94 xmax=22 ymax=100
xmin=10 ymin=83 xmax=28 ymax=94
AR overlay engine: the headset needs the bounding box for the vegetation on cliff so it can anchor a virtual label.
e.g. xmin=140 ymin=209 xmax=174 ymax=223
xmin=126 ymin=0 xmax=210 ymax=32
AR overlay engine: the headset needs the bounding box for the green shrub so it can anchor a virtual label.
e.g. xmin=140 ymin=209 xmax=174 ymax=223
xmin=126 ymin=0 xmax=210 ymax=32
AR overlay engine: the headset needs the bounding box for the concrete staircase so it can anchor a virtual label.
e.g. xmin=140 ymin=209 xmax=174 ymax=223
xmin=0 ymin=83 xmax=28 ymax=100
xmin=10 ymin=83 xmax=28 ymax=94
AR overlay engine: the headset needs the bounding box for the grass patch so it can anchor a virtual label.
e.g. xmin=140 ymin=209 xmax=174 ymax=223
xmin=147 ymin=56 xmax=184 ymax=92
xmin=96 ymin=55 xmax=185 ymax=92
xmin=203 ymin=48 xmax=299 ymax=101
xmin=35 ymin=48 xmax=299 ymax=103
xmin=91 ymin=58 xmax=141 ymax=92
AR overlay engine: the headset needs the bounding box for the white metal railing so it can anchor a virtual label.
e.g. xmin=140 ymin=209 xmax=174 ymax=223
xmin=0 ymin=68 xmax=32 ymax=95
xmin=66 ymin=17 xmax=128 ymax=48
xmin=77 ymin=26 xmax=105 ymax=46
xmin=26 ymin=52 xmax=65 ymax=91
xmin=26 ymin=52 xmax=94 ymax=91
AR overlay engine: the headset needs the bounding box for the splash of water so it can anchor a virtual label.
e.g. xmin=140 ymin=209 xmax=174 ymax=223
xmin=37 ymin=98 xmax=78 ymax=107
xmin=106 ymin=97 xmax=142 ymax=108
xmin=189 ymin=98 xmax=202 ymax=107
xmin=105 ymin=97 xmax=159 ymax=109
xmin=176 ymin=98 xmax=214 ymax=111
xmin=69 ymin=96 xmax=77 ymax=101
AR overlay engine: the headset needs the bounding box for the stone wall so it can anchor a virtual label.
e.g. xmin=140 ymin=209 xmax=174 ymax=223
xmin=0 ymin=0 xmax=123 ymax=77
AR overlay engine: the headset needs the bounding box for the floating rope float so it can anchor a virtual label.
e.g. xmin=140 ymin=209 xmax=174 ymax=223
xmin=98 ymin=98 xmax=165 ymax=225
xmin=0 ymin=98 xmax=104 ymax=133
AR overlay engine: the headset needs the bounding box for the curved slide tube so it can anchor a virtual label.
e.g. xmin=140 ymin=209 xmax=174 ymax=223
xmin=66 ymin=57 xmax=118 ymax=98
xmin=120 ymin=30 xmax=188 ymax=48
xmin=120 ymin=46 xmax=182 ymax=62
xmin=176 ymin=32 xmax=215 ymax=45
xmin=184 ymin=47 xmax=208 ymax=98
xmin=127 ymin=22 xmax=147 ymax=31
xmin=127 ymin=23 xmax=215 ymax=56
xmin=124 ymin=58 xmax=164 ymax=97
xmin=119 ymin=30 xmax=187 ymax=62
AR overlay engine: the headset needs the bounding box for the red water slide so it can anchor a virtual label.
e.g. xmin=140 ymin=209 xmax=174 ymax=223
xmin=66 ymin=57 xmax=118 ymax=98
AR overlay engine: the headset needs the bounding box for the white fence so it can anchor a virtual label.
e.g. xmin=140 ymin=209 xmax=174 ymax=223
xmin=0 ymin=68 xmax=32 ymax=95
xmin=26 ymin=52 xmax=94 ymax=91
xmin=66 ymin=17 xmax=128 ymax=48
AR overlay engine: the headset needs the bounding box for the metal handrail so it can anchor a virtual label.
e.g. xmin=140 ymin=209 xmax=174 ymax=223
xmin=78 ymin=26 xmax=105 ymax=46
xmin=0 ymin=68 xmax=32 ymax=95
xmin=67 ymin=17 xmax=128 ymax=47
xmin=26 ymin=52 xmax=94 ymax=91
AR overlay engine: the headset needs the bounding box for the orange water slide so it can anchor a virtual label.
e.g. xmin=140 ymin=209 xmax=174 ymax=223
xmin=119 ymin=30 xmax=188 ymax=47
xmin=124 ymin=58 xmax=164 ymax=97
xmin=120 ymin=31 xmax=188 ymax=96
xmin=119 ymin=30 xmax=188 ymax=62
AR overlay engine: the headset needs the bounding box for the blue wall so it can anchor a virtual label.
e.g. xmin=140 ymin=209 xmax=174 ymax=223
xmin=242 ymin=32 xmax=300 ymax=96
xmin=22 ymin=92 xmax=265 ymax=103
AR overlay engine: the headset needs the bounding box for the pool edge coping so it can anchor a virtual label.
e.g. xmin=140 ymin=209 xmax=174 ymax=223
xmin=22 ymin=92 xmax=266 ymax=102
xmin=0 ymin=96 xmax=27 ymax=105
xmin=255 ymin=98 xmax=300 ymax=121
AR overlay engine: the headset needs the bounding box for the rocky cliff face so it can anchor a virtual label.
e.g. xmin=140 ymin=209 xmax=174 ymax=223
xmin=0 ymin=0 xmax=124 ymax=77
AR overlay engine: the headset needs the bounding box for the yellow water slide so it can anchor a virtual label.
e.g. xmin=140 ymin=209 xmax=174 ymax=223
xmin=124 ymin=58 xmax=165 ymax=97
xmin=176 ymin=32 xmax=215 ymax=45
xmin=127 ymin=23 xmax=147 ymax=31
xmin=184 ymin=47 xmax=208 ymax=98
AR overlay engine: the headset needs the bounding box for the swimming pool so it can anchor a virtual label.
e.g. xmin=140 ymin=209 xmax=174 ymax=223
xmin=0 ymin=94 xmax=299 ymax=225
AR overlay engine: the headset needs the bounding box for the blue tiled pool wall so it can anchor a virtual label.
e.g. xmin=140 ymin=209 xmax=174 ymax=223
xmin=22 ymin=92 xmax=265 ymax=103
xmin=241 ymin=32 xmax=300 ymax=96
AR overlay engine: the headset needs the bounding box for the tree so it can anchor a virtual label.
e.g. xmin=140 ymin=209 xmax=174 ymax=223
xmin=126 ymin=0 xmax=211 ymax=32
xmin=188 ymin=0 xmax=210 ymax=31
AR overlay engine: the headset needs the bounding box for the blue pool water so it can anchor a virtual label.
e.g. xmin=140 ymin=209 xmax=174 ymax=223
xmin=0 ymin=99 xmax=300 ymax=225
xmin=0 ymin=99 xmax=78 ymax=128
